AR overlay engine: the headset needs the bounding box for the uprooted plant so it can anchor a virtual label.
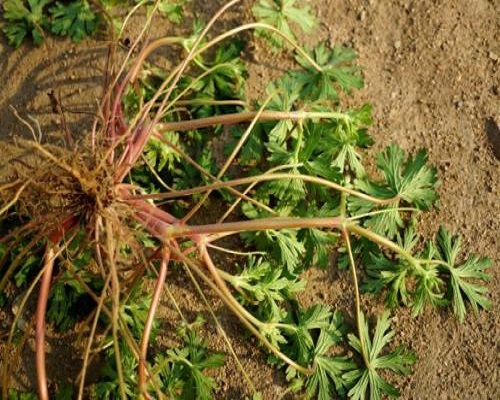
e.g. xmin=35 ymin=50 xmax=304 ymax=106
xmin=0 ymin=0 xmax=492 ymax=398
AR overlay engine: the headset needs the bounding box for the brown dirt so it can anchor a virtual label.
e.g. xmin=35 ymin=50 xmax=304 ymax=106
xmin=0 ymin=0 xmax=499 ymax=399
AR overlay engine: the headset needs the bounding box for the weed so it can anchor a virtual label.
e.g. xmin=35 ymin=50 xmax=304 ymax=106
xmin=1 ymin=0 xmax=189 ymax=46
xmin=0 ymin=1 xmax=491 ymax=399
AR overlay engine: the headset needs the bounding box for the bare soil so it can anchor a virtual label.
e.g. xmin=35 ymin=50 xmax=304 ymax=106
xmin=0 ymin=0 xmax=498 ymax=399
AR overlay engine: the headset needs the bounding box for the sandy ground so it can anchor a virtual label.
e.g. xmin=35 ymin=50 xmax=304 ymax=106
xmin=0 ymin=0 xmax=498 ymax=398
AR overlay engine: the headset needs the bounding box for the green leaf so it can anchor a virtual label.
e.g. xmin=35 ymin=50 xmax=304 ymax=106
xmin=293 ymin=42 xmax=364 ymax=101
xmin=347 ymin=311 xmax=416 ymax=400
xmin=14 ymin=254 xmax=39 ymax=287
xmin=359 ymin=222 xmax=447 ymax=315
xmin=158 ymin=0 xmax=188 ymax=23
xmin=6 ymin=389 xmax=38 ymax=400
xmin=225 ymin=125 xmax=264 ymax=166
xmin=286 ymin=305 xmax=333 ymax=365
xmin=54 ymin=383 xmax=74 ymax=400
xmin=362 ymin=221 xmax=418 ymax=308
xmin=47 ymin=260 xmax=102 ymax=331
xmin=241 ymin=228 xmax=306 ymax=274
xmin=3 ymin=0 xmax=31 ymax=20
xmin=299 ymin=227 xmax=335 ymax=269
xmin=92 ymin=343 xmax=138 ymax=399
xmin=252 ymin=0 xmax=316 ymax=48
xmin=49 ymin=0 xmax=97 ymax=42
xmin=312 ymin=105 xmax=373 ymax=178
xmin=296 ymin=203 xmax=339 ymax=269
xmin=322 ymin=117 xmax=372 ymax=178
xmin=305 ymin=310 xmax=356 ymax=399
xmin=120 ymin=289 xmax=157 ymax=339
xmin=374 ymin=145 xmax=438 ymax=207
xmin=354 ymin=145 xmax=438 ymax=238
xmin=2 ymin=0 xmax=51 ymax=47
xmin=435 ymin=226 xmax=491 ymax=322
xmin=226 ymin=256 xmax=305 ymax=322
xmin=264 ymin=166 xmax=307 ymax=206
xmin=363 ymin=252 xmax=410 ymax=308
xmin=144 ymin=132 xmax=181 ymax=172
xmin=200 ymin=40 xmax=247 ymax=100
xmin=411 ymin=265 xmax=447 ymax=316
xmin=260 ymin=74 xmax=302 ymax=146
xmin=173 ymin=147 xmax=217 ymax=193
xmin=156 ymin=330 xmax=225 ymax=400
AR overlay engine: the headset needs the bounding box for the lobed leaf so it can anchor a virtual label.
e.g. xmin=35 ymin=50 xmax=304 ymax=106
xmin=227 ymin=256 xmax=306 ymax=321
xmin=252 ymin=0 xmax=316 ymax=48
xmin=293 ymin=42 xmax=364 ymax=101
xmin=354 ymin=145 xmax=438 ymax=238
xmin=347 ymin=311 xmax=416 ymax=400
xmin=157 ymin=0 xmax=188 ymax=23
xmin=2 ymin=0 xmax=51 ymax=46
xmin=304 ymin=310 xmax=356 ymax=399
xmin=435 ymin=226 xmax=491 ymax=322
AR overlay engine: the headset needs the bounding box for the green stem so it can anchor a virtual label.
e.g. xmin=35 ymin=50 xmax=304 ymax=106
xmin=200 ymin=245 xmax=267 ymax=328
xmin=340 ymin=192 xmax=370 ymax=365
xmin=217 ymin=163 xmax=304 ymax=224
xmin=346 ymin=223 xmax=426 ymax=276
xmin=207 ymin=243 xmax=266 ymax=257
xmin=174 ymin=99 xmax=247 ymax=107
xmin=347 ymin=207 xmax=418 ymax=222
xmin=131 ymin=172 xmax=394 ymax=206
xmin=342 ymin=227 xmax=370 ymax=367
xmin=195 ymin=22 xmax=323 ymax=72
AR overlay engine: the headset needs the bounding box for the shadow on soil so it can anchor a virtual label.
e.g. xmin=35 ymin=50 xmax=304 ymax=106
xmin=0 ymin=34 xmax=106 ymax=143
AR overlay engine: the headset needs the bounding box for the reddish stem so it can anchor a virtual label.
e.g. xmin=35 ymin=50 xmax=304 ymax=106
xmin=131 ymin=197 xmax=345 ymax=243
xmin=162 ymin=216 xmax=344 ymax=240
xmin=35 ymin=216 xmax=77 ymax=399
xmin=156 ymin=110 xmax=311 ymax=133
xmin=138 ymin=248 xmax=170 ymax=398
xmin=114 ymin=123 xmax=154 ymax=183
xmin=122 ymin=196 xmax=179 ymax=225
xmin=47 ymin=215 xmax=79 ymax=243
xmin=35 ymin=246 xmax=56 ymax=400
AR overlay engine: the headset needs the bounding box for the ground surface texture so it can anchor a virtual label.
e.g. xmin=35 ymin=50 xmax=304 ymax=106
xmin=0 ymin=0 xmax=498 ymax=399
